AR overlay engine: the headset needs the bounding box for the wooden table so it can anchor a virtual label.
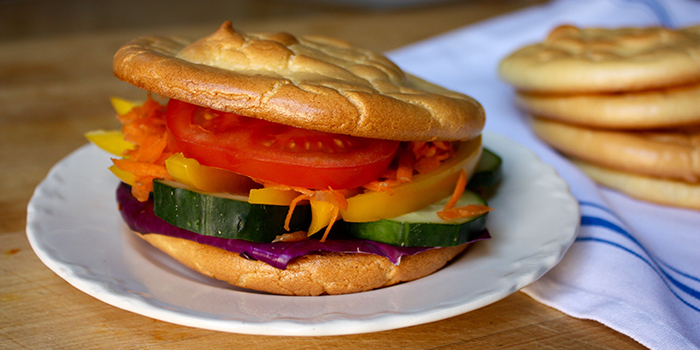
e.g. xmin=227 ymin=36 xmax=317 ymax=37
xmin=1 ymin=0 xmax=647 ymax=348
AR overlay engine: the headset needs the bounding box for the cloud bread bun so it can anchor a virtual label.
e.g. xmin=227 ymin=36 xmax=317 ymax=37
xmin=137 ymin=232 xmax=469 ymax=296
xmin=113 ymin=21 xmax=484 ymax=142
xmin=498 ymin=25 xmax=700 ymax=94
xmin=515 ymin=83 xmax=700 ymax=129
xmin=572 ymin=158 xmax=700 ymax=210
xmin=531 ymin=117 xmax=700 ymax=183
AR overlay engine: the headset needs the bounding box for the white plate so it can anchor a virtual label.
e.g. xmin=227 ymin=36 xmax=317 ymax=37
xmin=26 ymin=132 xmax=579 ymax=336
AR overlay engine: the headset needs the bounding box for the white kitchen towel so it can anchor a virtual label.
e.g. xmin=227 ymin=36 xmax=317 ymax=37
xmin=387 ymin=0 xmax=700 ymax=349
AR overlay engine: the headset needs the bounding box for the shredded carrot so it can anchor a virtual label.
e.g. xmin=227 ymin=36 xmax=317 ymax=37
xmin=272 ymin=231 xmax=308 ymax=243
xmin=128 ymin=133 xmax=168 ymax=163
xmin=314 ymin=188 xmax=348 ymax=211
xmin=436 ymin=168 xmax=492 ymax=220
xmin=319 ymin=206 xmax=340 ymax=243
xmin=443 ymin=169 xmax=468 ymax=211
xmin=116 ymin=96 xmax=165 ymax=124
xmin=412 ymin=141 xmax=454 ymax=174
xmin=395 ymin=147 xmax=414 ymax=183
xmin=410 ymin=141 xmax=426 ymax=155
xmin=257 ymin=181 xmax=312 ymax=195
xmin=112 ymin=95 xmax=172 ymax=201
xmin=362 ymin=180 xmax=396 ymax=193
xmin=363 ymin=141 xmax=456 ymax=193
xmin=282 ymin=186 xmax=348 ymax=240
xmin=313 ymin=188 xmax=346 ymax=242
xmin=434 ymin=141 xmax=453 ymax=151
xmin=112 ymin=158 xmax=172 ymax=201
xmin=112 ymin=159 xmax=171 ymax=178
xmin=284 ymin=193 xmax=313 ymax=231
xmin=437 ymin=205 xmax=493 ymax=221
xmin=413 ymin=156 xmax=442 ymax=174
xmin=437 ymin=169 xmax=493 ymax=220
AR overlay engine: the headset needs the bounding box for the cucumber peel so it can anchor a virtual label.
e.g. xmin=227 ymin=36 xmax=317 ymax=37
xmin=341 ymin=190 xmax=489 ymax=247
xmin=467 ymin=147 xmax=502 ymax=193
xmin=152 ymin=180 xmax=311 ymax=242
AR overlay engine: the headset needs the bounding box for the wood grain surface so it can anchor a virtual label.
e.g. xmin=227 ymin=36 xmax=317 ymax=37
xmin=0 ymin=0 xmax=647 ymax=348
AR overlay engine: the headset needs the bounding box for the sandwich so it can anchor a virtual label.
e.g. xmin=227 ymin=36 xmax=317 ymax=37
xmin=87 ymin=21 xmax=496 ymax=295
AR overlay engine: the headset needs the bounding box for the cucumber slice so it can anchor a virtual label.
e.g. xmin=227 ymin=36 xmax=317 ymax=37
xmin=342 ymin=190 xmax=489 ymax=247
xmin=152 ymin=180 xmax=311 ymax=242
xmin=467 ymin=147 xmax=502 ymax=193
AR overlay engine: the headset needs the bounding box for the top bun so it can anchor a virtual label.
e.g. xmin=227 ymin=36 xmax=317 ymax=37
xmin=113 ymin=21 xmax=484 ymax=141
xmin=498 ymin=25 xmax=700 ymax=94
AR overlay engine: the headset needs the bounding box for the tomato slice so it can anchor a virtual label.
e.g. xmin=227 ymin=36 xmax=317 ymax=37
xmin=165 ymin=99 xmax=400 ymax=190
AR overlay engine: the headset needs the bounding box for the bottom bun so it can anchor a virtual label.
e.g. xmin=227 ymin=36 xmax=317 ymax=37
xmin=136 ymin=232 xmax=469 ymax=296
xmin=572 ymin=158 xmax=700 ymax=210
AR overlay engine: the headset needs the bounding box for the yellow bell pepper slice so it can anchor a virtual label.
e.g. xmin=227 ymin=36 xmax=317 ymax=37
xmin=109 ymin=164 xmax=135 ymax=186
xmin=110 ymin=96 xmax=139 ymax=116
xmin=341 ymin=136 xmax=482 ymax=222
xmin=85 ymin=130 xmax=135 ymax=156
xmin=307 ymin=199 xmax=337 ymax=235
xmin=85 ymin=97 xmax=142 ymax=156
xmin=249 ymin=187 xmax=302 ymax=206
xmin=164 ymin=153 xmax=258 ymax=194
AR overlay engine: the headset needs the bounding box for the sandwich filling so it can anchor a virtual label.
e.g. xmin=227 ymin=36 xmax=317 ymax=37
xmin=90 ymin=23 xmax=494 ymax=276
xmin=94 ymin=96 xmax=492 ymax=244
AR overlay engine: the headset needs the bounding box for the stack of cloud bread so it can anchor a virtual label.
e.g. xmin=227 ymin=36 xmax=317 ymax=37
xmin=498 ymin=24 xmax=700 ymax=210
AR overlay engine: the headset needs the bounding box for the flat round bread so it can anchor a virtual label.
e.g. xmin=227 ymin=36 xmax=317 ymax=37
xmin=499 ymin=25 xmax=700 ymax=93
xmin=138 ymin=232 xmax=468 ymax=296
xmin=572 ymin=158 xmax=700 ymax=210
xmin=114 ymin=21 xmax=484 ymax=141
xmin=516 ymin=83 xmax=700 ymax=129
xmin=530 ymin=117 xmax=700 ymax=183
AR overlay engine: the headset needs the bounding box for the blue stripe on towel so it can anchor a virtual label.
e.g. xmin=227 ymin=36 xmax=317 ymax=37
xmin=577 ymin=236 xmax=700 ymax=313
xmin=576 ymin=202 xmax=700 ymax=313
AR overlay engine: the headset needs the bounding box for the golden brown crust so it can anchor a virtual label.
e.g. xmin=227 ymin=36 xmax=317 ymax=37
xmin=515 ymin=83 xmax=700 ymax=129
xmin=136 ymin=232 xmax=469 ymax=295
xmin=498 ymin=25 xmax=700 ymax=93
xmin=530 ymin=117 xmax=700 ymax=183
xmin=572 ymin=158 xmax=700 ymax=210
xmin=113 ymin=21 xmax=484 ymax=141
